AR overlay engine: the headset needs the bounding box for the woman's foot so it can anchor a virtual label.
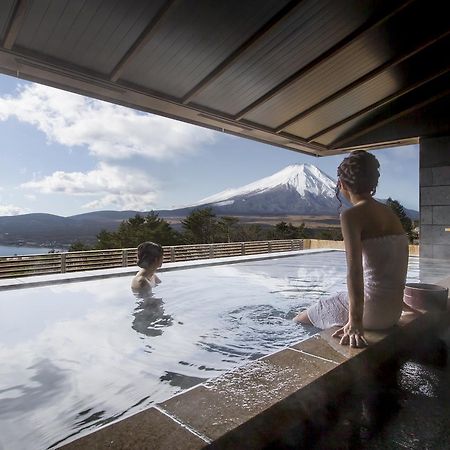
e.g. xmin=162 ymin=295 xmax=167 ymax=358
xmin=293 ymin=310 xmax=311 ymax=324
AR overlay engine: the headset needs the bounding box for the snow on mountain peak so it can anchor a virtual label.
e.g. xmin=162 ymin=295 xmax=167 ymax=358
xmin=193 ymin=163 xmax=337 ymax=206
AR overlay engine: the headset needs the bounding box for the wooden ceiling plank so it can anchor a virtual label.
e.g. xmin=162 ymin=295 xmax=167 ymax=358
xmin=306 ymin=66 xmax=450 ymax=142
xmin=331 ymin=88 xmax=450 ymax=149
xmin=188 ymin=102 xmax=327 ymax=152
xmin=181 ymin=0 xmax=303 ymax=104
xmin=110 ymin=0 xmax=178 ymax=82
xmin=2 ymin=0 xmax=28 ymax=49
xmin=276 ymin=30 xmax=450 ymax=133
xmin=233 ymin=0 xmax=415 ymax=121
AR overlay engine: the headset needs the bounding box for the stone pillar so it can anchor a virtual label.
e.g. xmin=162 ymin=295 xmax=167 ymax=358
xmin=420 ymin=136 xmax=450 ymax=261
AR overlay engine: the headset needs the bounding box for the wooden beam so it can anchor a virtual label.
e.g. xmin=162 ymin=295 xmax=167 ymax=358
xmin=110 ymin=0 xmax=178 ymax=82
xmin=181 ymin=0 xmax=303 ymax=104
xmin=331 ymin=88 xmax=450 ymax=149
xmin=2 ymin=0 xmax=28 ymax=49
xmin=306 ymin=66 xmax=450 ymax=142
xmin=189 ymin=103 xmax=327 ymax=152
xmin=276 ymin=30 xmax=450 ymax=133
xmin=233 ymin=0 xmax=415 ymax=120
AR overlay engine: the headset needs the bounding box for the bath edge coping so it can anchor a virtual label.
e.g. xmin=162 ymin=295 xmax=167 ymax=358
xmin=0 ymin=249 xmax=339 ymax=291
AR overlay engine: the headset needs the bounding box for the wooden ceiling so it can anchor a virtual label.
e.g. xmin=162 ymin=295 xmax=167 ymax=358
xmin=0 ymin=0 xmax=449 ymax=156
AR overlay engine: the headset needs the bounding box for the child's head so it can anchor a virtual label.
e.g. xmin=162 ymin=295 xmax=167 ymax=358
xmin=137 ymin=242 xmax=164 ymax=270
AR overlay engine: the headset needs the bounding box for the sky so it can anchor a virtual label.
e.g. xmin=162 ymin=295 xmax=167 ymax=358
xmin=0 ymin=73 xmax=419 ymax=217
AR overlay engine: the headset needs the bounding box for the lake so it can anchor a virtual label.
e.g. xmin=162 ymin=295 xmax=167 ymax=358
xmin=0 ymin=245 xmax=56 ymax=257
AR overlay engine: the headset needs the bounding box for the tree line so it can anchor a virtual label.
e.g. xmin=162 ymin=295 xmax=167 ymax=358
xmin=68 ymin=208 xmax=340 ymax=251
xmin=69 ymin=199 xmax=416 ymax=251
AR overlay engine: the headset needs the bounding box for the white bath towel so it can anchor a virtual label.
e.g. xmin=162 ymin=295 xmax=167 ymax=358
xmin=307 ymin=234 xmax=409 ymax=330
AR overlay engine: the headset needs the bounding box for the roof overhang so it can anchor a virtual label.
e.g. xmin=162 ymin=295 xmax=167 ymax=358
xmin=1 ymin=0 xmax=449 ymax=157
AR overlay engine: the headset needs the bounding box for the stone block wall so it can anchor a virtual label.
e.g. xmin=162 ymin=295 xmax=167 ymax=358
xmin=420 ymin=136 xmax=450 ymax=260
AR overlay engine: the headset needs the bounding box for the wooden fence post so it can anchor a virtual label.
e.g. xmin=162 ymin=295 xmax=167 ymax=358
xmin=241 ymin=242 xmax=245 ymax=256
xmin=170 ymin=247 xmax=175 ymax=262
xmin=209 ymin=244 xmax=214 ymax=259
xmin=122 ymin=250 xmax=128 ymax=267
xmin=61 ymin=253 xmax=66 ymax=273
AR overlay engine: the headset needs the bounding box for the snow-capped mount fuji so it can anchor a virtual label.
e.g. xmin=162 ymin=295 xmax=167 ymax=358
xmin=185 ymin=164 xmax=346 ymax=216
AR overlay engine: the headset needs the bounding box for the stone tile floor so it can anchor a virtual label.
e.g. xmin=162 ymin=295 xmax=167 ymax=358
xmin=294 ymin=330 xmax=450 ymax=450
xmin=360 ymin=331 xmax=450 ymax=450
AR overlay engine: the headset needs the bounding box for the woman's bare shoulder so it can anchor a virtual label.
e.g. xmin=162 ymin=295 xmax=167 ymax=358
xmin=340 ymin=205 xmax=361 ymax=222
xmin=131 ymin=275 xmax=148 ymax=290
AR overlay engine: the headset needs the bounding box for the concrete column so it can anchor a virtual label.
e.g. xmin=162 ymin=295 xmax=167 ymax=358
xmin=420 ymin=136 xmax=450 ymax=260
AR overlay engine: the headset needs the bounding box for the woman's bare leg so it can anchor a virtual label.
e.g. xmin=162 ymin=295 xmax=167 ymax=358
xmin=293 ymin=310 xmax=312 ymax=324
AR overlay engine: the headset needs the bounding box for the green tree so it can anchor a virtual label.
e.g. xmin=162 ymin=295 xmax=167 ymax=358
xmin=96 ymin=212 xmax=181 ymax=249
xmin=69 ymin=241 xmax=92 ymax=251
xmin=318 ymin=229 xmax=333 ymax=240
xmin=181 ymin=208 xmax=219 ymax=244
xmin=234 ymin=223 xmax=266 ymax=242
xmin=270 ymin=221 xmax=307 ymax=240
xmin=386 ymin=198 xmax=415 ymax=243
xmin=96 ymin=229 xmax=120 ymax=249
xmin=218 ymin=216 xmax=240 ymax=243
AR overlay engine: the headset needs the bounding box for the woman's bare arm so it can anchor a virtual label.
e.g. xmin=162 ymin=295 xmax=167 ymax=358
xmin=332 ymin=209 xmax=368 ymax=347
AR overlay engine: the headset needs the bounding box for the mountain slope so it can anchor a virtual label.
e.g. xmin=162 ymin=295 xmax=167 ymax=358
xmin=185 ymin=164 xmax=345 ymax=215
xmin=194 ymin=164 xmax=337 ymax=205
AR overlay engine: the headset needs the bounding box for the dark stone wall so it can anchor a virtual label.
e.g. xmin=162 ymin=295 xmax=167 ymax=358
xmin=420 ymin=136 xmax=450 ymax=260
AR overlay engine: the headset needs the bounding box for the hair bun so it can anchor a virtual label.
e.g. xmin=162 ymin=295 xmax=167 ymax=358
xmin=337 ymin=150 xmax=380 ymax=195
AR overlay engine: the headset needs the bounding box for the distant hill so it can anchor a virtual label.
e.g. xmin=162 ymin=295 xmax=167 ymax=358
xmin=0 ymin=164 xmax=419 ymax=247
xmin=0 ymin=212 xmax=141 ymax=247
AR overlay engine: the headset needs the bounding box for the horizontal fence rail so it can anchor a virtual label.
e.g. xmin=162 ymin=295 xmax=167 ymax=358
xmin=0 ymin=239 xmax=304 ymax=279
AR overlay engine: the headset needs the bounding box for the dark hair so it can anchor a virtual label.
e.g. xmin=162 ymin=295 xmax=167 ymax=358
xmin=137 ymin=241 xmax=163 ymax=269
xmin=336 ymin=150 xmax=380 ymax=209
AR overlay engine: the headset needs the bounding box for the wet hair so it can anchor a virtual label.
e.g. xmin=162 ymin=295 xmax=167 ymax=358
xmin=137 ymin=241 xmax=163 ymax=269
xmin=336 ymin=150 xmax=380 ymax=209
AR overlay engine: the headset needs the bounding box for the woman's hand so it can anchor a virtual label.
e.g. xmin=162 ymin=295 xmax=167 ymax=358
xmin=332 ymin=320 xmax=368 ymax=348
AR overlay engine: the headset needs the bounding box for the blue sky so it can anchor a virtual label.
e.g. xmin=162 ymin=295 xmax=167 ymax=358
xmin=0 ymin=73 xmax=419 ymax=217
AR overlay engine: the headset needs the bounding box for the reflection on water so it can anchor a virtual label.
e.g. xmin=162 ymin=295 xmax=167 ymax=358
xmin=131 ymin=286 xmax=173 ymax=338
xmin=0 ymin=359 xmax=68 ymax=417
xmin=160 ymin=371 xmax=206 ymax=389
xmin=0 ymin=253 xmax=444 ymax=450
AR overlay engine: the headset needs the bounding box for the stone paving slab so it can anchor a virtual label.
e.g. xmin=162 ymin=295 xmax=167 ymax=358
xmin=291 ymin=334 xmax=349 ymax=364
xmin=160 ymin=348 xmax=336 ymax=441
xmin=58 ymin=407 xmax=206 ymax=450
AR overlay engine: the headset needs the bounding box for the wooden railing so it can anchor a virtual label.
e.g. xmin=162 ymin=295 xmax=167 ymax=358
xmin=0 ymin=239 xmax=304 ymax=279
xmin=305 ymin=239 xmax=420 ymax=256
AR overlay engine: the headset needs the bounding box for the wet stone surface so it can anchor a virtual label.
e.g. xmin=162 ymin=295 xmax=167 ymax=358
xmin=59 ymin=407 xmax=206 ymax=450
xmin=160 ymin=349 xmax=336 ymax=441
xmin=306 ymin=331 xmax=450 ymax=450
xmin=360 ymin=334 xmax=450 ymax=450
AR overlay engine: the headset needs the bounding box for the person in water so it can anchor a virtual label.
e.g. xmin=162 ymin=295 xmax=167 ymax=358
xmin=131 ymin=241 xmax=164 ymax=291
xmin=294 ymin=150 xmax=409 ymax=348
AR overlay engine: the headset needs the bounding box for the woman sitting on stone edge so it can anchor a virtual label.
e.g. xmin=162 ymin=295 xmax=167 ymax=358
xmin=294 ymin=150 xmax=409 ymax=348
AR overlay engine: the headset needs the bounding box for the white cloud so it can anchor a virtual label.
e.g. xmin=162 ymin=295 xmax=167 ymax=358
xmin=83 ymin=193 xmax=156 ymax=211
xmin=21 ymin=163 xmax=158 ymax=211
xmin=0 ymin=204 xmax=29 ymax=216
xmin=0 ymin=83 xmax=215 ymax=160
